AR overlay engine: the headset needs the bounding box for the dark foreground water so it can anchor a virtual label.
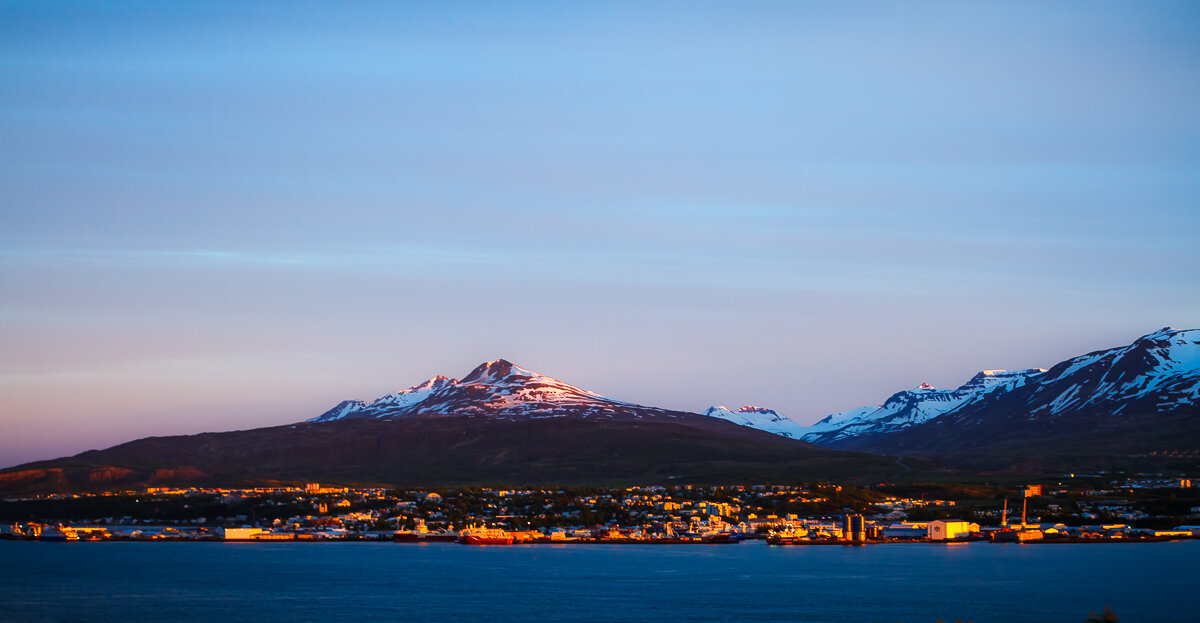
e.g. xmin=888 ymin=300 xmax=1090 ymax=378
xmin=0 ymin=539 xmax=1194 ymax=623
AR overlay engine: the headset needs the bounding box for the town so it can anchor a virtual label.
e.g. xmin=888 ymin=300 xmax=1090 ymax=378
xmin=3 ymin=474 xmax=1198 ymax=544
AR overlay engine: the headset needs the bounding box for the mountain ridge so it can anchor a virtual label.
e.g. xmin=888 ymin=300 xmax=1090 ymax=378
xmin=800 ymin=327 xmax=1200 ymax=459
xmin=311 ymin=359 xmax=695 ymax=422
xmin=3 ymin=328 xmax=1196 ymax=492
xmin=800 ymin=368 xmax=1047 ymax=446
xmin=0 ymin=416 xmax=900 ymax=494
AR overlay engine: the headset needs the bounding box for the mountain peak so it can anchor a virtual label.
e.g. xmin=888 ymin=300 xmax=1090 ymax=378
xmin=966 ymin=369 xmax=1046 ymax=385
xmin=736 ymin=405 xmax=778 ymax=415
xmin=1138 ymin=326 xmax=1192 ymax=343
xmin=460 ymin=359 xmax=535 ymax=384
xmin=311 ymin=359 xmax=692 ymax=422
xmin=916 ymin=382 xmax=935 ymax=390
xmin=413 ymin=375 xmax=456 ymax=391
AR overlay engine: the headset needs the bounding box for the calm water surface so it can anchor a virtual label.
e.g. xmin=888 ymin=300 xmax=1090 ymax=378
xmin=0 ymin=539 xmax=1194 ymax=622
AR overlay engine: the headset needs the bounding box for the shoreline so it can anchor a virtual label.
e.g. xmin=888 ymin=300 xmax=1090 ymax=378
xmin=4 ymin=534 xmax=1191 ymax=546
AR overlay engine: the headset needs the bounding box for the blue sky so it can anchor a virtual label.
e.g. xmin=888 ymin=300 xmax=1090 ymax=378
xmin=2 ymin=1 xmax=1199 ymax=466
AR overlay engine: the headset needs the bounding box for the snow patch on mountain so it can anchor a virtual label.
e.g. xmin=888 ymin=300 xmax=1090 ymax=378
xmin=311 ymin=376 xmax=457 ymax=422
xmin=314 ymin=400 xmax=368 ymax=422
xmin=702 ymin=405 xmax=809 ymax=439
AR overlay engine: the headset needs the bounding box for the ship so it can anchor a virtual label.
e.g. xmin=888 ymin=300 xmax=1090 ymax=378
xmin=38 ymin=525 xmax=79 ymax=541
xmin=765 ymin=527 xmax=810 ymax=545
xmin=392 ymin=520 xmax=459 ymax=543
xmin=457 ymin=525 xmax=515 ymax=545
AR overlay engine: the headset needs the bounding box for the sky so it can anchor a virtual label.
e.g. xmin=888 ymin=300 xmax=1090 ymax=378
xmin=2 ymin=1 xmax=1199 ymax=468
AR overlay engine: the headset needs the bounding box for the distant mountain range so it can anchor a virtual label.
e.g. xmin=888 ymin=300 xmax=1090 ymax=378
xmin=2 ymin=328 xmax=1195 ymax=493
xmin=299 ymin=328 xmax=1199 ymax=466
xmin=0 ymin=360 xmax=898 ymax=493
xmin=769 ymin=327 xmax=1198 ymax=464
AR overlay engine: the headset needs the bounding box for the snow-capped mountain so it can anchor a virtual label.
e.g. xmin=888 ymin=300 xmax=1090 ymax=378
xmin=799 ymin=369 xmax=1045 ymax=446
xmin=702 ymin=406 xmax=810 ymax=439
xmin=2 ymin=361 xmax=860 ymax=494
xmin=1010 ymin=327 xmax=1199 ymax=419
xmin=308 ymin=328 xmax=1198 ymax=459
xmin=315 ymin=376 xmax=456 ymax=421
xmin=804 ymin=327 xmax=1200 ymax=455
xmin=310 ymin=359 xmax=696 ymax=422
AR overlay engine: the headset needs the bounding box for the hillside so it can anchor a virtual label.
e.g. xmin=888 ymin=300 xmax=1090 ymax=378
xmin=0 ymin=416 xmax=908 ymax=494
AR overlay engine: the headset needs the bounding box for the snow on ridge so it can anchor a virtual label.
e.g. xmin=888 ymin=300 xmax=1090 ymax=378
xmin=1039 ymin=328 xmax=1200 ymax=397
xmin=374 ymin=376 xmax=457 ymax=403
xmin=965 ymin=368 xmax=1047 ymax=387
xmin=1144 ymin=329 xmax=1200 ymax=370
xmin=799 ymin=368 xmax=1047 ymax=443
xmin=804 ymin=405 xmax=881 ymax=433
xmin=702 ymin=405 xmax=809 ymax=439
xmin=309 ymin=376 xmax=459 ymax=422
xmin=1050 ymin=328 xmax=1198 ymax=382
xmin=457 ymin=359 xmax=605 ymax=398
xmin=802 ymin=328 xmax=1198 ymax=445
xmin=736 ymin=405 xmax=779 ymax=415
xmin=313 ymin=400 xmax=367 ymax=422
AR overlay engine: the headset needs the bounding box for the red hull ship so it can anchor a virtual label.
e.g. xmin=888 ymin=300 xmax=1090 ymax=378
xmin=458 ymin=526 xmax=515 ymax=545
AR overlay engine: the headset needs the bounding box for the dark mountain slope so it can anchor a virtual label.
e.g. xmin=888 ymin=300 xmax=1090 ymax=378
xmin=817 ymin=328 xmax=1200 ymax=467
xmin=0 ymin=416 xmax=906 ymax=494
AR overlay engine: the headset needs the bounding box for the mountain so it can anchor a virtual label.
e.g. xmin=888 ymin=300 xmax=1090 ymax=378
xmin=319 ymin=361 xmax=813 ymax=439
xmin=0 ymin=359 xmax=907 ymax=493
xmin=802 ymin=328 xmax=1200 ymax=464
xmin=315 ymin=376 xmax=456 ymax=421
xmin=800 ymin=369 xmax=1045 ymax=446
xmin=312 ymin=359 xmax=696 ymax=421
xmin=702 ymin=406 xmax=810 ymax=439
xmin=0 ymin=417 xmax=907 ymax=494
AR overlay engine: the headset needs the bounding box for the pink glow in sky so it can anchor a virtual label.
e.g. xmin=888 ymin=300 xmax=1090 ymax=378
xmin=2 ymin=2 xmax=1199 ymax=467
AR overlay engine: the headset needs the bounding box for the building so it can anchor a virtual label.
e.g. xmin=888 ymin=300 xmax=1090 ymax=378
xmin=928 ymin=519 xmax=977 ymax=541
xmin=220 ymin=527 xmax=266 ymax=540
xmin=843 ymin=514 xmax=866 ymax=542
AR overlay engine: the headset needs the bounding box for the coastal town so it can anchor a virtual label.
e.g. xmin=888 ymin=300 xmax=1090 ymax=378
xmin=3 ymin=475 xmax=1198 ymax=544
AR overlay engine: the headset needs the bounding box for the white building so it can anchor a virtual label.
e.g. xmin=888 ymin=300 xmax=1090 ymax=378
xmin=928 ymin=519 xmax=977 ymax=541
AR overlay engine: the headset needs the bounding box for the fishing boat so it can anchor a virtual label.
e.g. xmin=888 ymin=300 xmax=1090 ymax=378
xmin=39 ymin=526 xmax=79 ymax=541
xmin=766 ymin=527 xmax=818 ymax=545
xmin=699 ymin=531 xmax=741 ymax=544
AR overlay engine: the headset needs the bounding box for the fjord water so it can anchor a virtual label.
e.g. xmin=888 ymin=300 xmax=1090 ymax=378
xmin=1 ymin=540 xmax=1193 ymax=623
